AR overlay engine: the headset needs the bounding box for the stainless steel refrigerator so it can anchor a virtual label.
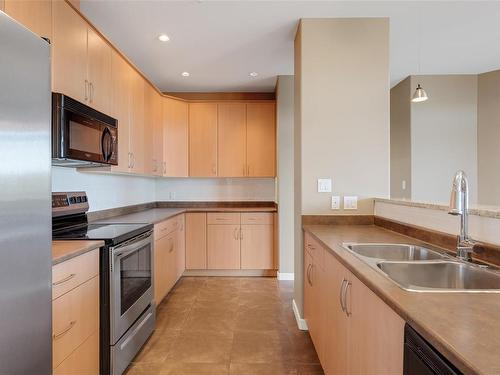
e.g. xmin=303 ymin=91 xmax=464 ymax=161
xmin=0 ymin=11 xmax=52 ymax=375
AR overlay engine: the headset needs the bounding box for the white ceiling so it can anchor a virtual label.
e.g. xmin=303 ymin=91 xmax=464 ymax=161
xmin=80 ymin=1 xmax=500 ymax=93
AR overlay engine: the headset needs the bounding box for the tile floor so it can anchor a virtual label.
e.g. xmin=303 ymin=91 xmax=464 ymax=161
xmin=125 ymin=277 xmax=324 ymax=375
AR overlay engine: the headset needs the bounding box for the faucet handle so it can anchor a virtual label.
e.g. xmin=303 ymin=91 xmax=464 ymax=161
xmin=456 ymin=237 xmax=476 ymax=261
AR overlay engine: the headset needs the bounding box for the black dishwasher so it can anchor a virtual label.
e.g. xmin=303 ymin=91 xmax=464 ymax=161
xmin=404 ymin=324 xmax=463 ymax=375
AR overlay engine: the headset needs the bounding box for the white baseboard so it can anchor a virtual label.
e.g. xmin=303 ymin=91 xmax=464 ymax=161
xmin=277 ymin=272 xmax=294 ymax=280
xmin=292 ymin=299 xmax=308 ymax=331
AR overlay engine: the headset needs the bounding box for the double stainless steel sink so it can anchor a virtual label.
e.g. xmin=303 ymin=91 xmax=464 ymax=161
xmin=343 ymin=243 xmax=500 ymax=292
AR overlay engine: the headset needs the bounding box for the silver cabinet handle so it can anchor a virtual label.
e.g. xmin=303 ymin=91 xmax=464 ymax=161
xmin=233 ymin=227 xmax=238 ymax=240
xmin=89 ymin=82 xmax=94 ymax=103
xmin=306 ymin=264 xmax=311 ymax=286
xmin=339 ymin=278 xmax=347 ymax=311
xmin=247 ymin=165 xmax=250 ymax=176
xmin=344 ymin=281 xmax=352 ymax=317
xmin=84 ymin=80 xmax=89 ymax=101
xmin=131 ymin=153 xmax=135 ymax=168
xmin=163 ymin=161 xmax=166 ymax=175
xmin=53 ymin=320 xmax=76 ymax=340
xmin=127 ymin=152 xmax=131 ymax=169
xmin=53 ymin=273 xmax=76 ymax=286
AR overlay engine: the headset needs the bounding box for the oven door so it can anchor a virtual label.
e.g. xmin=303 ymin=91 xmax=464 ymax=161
xmin=64 ymin=110 xmax=117 ymax=165
xmin=110 ymin=231 xmax=154 ymax=344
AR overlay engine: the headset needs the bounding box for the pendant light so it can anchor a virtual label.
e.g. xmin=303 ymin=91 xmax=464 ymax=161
xmin=412 ymin=5 xmax=428 ymax=103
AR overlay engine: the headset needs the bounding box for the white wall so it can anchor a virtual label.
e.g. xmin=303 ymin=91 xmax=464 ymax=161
xmin=375 ymin=200 xmax=500 ymax=246
xmin=298 ymin=18 xmax=390 ymax=215
xmin=52 ymin=167 xmax=156 ymax=212
xmin=155 ymin=178 xmax=276 ymax=201
xmin=410 ymin=75 xmax=478 ymax=204
xmin=277 ymin=75 xmax=295 ymax=275
xmin=477 ymin=69 xmax=500 ymax=206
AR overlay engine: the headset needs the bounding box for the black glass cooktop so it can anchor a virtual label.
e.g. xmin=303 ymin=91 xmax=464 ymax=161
xmin=53 ymin=222 xmax=153 ymax=246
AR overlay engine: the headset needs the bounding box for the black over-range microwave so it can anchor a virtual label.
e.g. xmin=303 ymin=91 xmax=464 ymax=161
xmin=52 ymin=93 xmax=118 ymax=167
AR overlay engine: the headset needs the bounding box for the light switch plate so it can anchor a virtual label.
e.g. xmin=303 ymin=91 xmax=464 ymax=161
xmin=331 ymin=196 xmax=340 ymax=210
xmin=317 ymin=178 xmax=332 ymax=193
xmin=344 ymin=196 xmax=358 ymax=210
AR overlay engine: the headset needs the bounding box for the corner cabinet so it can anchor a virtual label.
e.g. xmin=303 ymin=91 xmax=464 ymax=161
xmin=189 ymin=103 xmax=218 ymax=177
xmin=303 ymin=232 xmax=405 ymax=375
xmin=163 ymin=97 xmax=189 ymax=177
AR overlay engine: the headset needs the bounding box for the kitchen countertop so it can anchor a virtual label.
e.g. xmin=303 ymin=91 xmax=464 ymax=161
xmin=303 ymin=224 xmax=500 ymax=375
xmin=94 ymin=206 xmax=276 ymax=225
xmin=52 ymin=240 xmax=104 ymax=265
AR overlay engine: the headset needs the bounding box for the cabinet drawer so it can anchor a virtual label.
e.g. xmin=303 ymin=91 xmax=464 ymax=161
xmin=207 ymin=212 xmax=240 ymax=225
xmin=154 ymin=216 xmax=180 ymax=240
xmin=304 ymin=233 xmax=324 ymax=264
xmin=241 ymin=212 xmax=273 ymax=225
xmin=53 ymin=331 xmax=99 ymax=375
xmin=52 ymin=249 xmax=99 ymax=300
xmin=53 ymin=276 xmax=99 ymax=369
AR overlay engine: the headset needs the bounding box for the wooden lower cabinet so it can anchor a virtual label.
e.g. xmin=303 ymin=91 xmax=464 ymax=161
xmin=304 ymin=234 xmax=405 ymax=375
xmin=53 ymin=332 xmax=99 ymax=375
xmin=154 ymin=215 xmax=186 ymax=305
xmin=241 ymin=224 xmax=274 ymax=269
xmin=52 ymin=249 xmax=99 ymax=374
xmin=185 ymin=213 xmax=207 ymax=269
xmin=207 ymin=224 xmax=241 ymax=269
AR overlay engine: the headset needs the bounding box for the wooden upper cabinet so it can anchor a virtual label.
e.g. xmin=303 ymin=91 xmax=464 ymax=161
xmin=129 ymin=71 xmax=145 ymax=174
xmin=52 ymin=0 xmax=88 ymax=104
xmin=246 ymin=103 xmax=276 ymax=177
xmin=152 ymin=92 xmax=164 ymax=176
xmin=110 ymin=51 xmax=132 ymax=172
xmin=163 ymin=98 xmax=189 ymax=177
xmin=189 ymin=103 xmax=218 ymax=177
xmin=218 ymin=103 xmax=247 ymax=177
xmin=143 ymin=84 xmax=156 ymax=175
xmin=4 ymin=0 xmax=52 ymax=39
xmin=86 ymin=27 xmax=111 ymax=115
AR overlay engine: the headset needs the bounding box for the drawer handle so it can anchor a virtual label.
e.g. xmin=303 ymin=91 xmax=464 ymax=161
xmin=53 ymin=320 xmax=76 ymax=340
xmin=52 ymin=273 xmax=76 ymax=286
xmin=215 ymin=218 xmax=227 ymax=221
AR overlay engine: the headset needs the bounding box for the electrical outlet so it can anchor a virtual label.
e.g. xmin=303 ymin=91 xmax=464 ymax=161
xmin=317 ymin=178 xmax=332 ymax=193
xmin=331 ymin=196 xmax=340 ymax=210
xmin=344 ymin=196 xmax=358 ymax=210
xmin=402 ymin=180 xmax=407 ymax=190
xmin=169 ymin=192 xmax=176 ymax=200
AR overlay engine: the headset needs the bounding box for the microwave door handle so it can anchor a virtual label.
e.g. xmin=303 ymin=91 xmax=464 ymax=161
xmin=101 ymin=128 xmax=112 ymax=161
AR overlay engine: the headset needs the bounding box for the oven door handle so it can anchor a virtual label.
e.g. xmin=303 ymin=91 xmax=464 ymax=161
xmin=112 ymin=232 xmax=153 ymax=260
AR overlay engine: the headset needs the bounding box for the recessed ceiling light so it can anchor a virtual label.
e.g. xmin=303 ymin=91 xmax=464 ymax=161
xmin=249 ymin=72 xmax=258 ymax=77
xmin=158 ymin=34 xmax=170 ymax=42
xmin=181 ymin=72 xmax=190 ymax=77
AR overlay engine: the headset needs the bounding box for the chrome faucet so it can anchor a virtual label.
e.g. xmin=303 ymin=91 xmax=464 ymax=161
xmin=448 ymin=170 xmax=476 ymax=261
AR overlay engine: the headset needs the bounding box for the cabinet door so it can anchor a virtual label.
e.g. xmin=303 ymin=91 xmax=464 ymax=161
xmin=303 ymin=250 xmax=315 ymax=332
xmin=143 ymin=84 xmax=156 ymax=175
xmin=240 ymin=224 xmax=273 ymax=269
xmin=4 ymin=0 xmax=52 ymax=39
xmin=176 ymin=215 xmax=186 ymax=278
xmin=189 ymin=103 xmax=217 ymax=177
xmin=163 ymin=98 xmax=188 ymax=177
xmin=87 ymin=27 xmax=111 ymax=115
xmin=129 ymin=71 xmax=145 ymax=174
xmin=348 ymin=274 xmax=405 ymax=375
xmin=185 ymin=213 xmax=207 ymax=270
xmin=152 ymin=92 xmax=164 ymax=176
xmin=207 ymin=225 xmax=240 ymax=269
xmin=246 ymin=103 xmax=276 ymax=177
xmin=154 ymin=237 xmax=168 ymax=305
xmin=52 ymin=0 xmax=88 ymax=103
xmin=53 ymin=332 xmax=99 ymax=375
xmin=323 ymin=251 xmax=349 ymax=375
xmin=110 ymin=51 xmax=132 ymax=172
xmin=218 ymin=103 xmax=246 ymax=177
